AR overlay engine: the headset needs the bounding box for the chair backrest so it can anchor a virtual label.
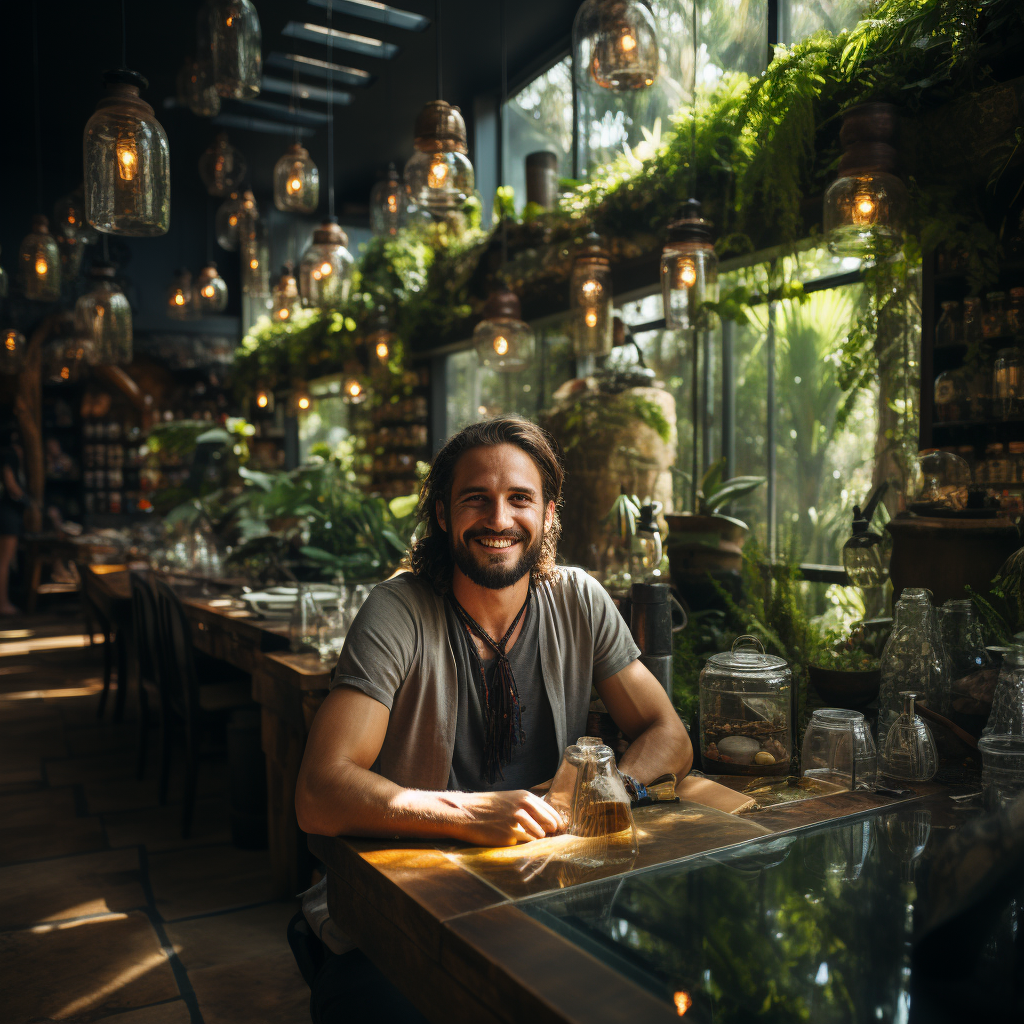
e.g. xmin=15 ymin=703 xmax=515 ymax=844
xmin=153 ymin=578 xmax=200 ymax=724
xmin=129 ymin=570 xmax=161 ymax=690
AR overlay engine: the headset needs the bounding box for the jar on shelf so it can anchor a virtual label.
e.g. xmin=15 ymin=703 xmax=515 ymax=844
xmin=1011 ymin=442 xmax=1024 ymax=484
xmin=983 ymin=292 xmax=1008 ymax=339
xmin=1009 ymin=287 xmax=1024 ymax=339
xmin=963 ymin=297 xmax=983 ymax=346
xmin=993 ymin=347 xmax=1024 ymax=420
xmin=934 ymin=300 xmax=960 ymax=348
xmin=956 ymin=446 xmax=976 ymax=479
xmin=934 ymin=369 xmax=968 ymax=422
xmin=698 ymin=635 xmax=792 ymax=777
xmin=984 ymin=442 xmax=1008 ymax=487
xmin=966 ymin=368 xmax=992 ymax=421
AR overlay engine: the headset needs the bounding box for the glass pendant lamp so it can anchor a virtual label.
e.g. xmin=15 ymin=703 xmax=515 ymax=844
xmin=291 ymin=382 xmax=311 ymax=413
xmin=342 ymin=376 xmax=368 ymax=405
xmin=166 ymin=268 xmax=194 ymax=320
xmin=75 ymin=263 xmax=132 ymax=364
xmin=199 ymin=133 xmax=247 ymax=198
xmin=184 ymin=54 xmax=221 ymax=117
xmin=366 ymin=305 xmax=396 ymax=369
xmin=824 ymin=103 xmax=907 ymax=261
xmin=573 ymin=0 xmax=659 ymax=92
xmin=0 ymin=329 xmax=27 ymax=375
xmin=84 ymin=69 xmax=170 ymax=236
xmin=661 ymin=198 xmax=719 ymax=331
xmin=473 ymin=286 xmax=534 ymax=371
xmin=370 ymin=164 xmax=407 ymax=237
xmin=405 ymin=101 xmax=475 ymax=212
xmin=202 ymin=0 xmax=262 ymax=100
xmin=254 ymin=385 xmax=274 ymax=412
xmin=298 ymin=220 xmax=354 ymax=308
xmin=42 ymin=315 xmax=89 ymax=384
xmin=273 ymin=144 xmax=319 ymax=214
xmin=570 ymin=232 xmax=613 ymax=357
xmin=54 ymin=187 xmax=99 ymax=246
xmin=215 ymin=191 xmax=243 ymax=250
xmin=194 ymin=263 xmax=228 ymax=314
xmin=272 ymin=263 xmax=301 ymax=322
xmin=19 ymin=215 xmax=61 ymax=301
xmin=241 ymin=204 xmax=269 ymax=298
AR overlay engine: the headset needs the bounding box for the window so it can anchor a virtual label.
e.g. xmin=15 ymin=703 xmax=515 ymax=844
xmin=298 ymin=375 xmax=357 ymax=464
xmin=780 ymin=0 xmax=869 ymax=45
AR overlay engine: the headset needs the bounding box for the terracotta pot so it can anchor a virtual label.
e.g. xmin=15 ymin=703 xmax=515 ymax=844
xmin=807 ymin=665 xmax=880 ymax=709
xmin=665 ymin=513 xmax=748 ymax=573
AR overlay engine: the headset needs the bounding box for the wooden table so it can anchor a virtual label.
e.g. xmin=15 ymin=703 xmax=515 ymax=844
xmin=309 ymin=784 xmax=938 ymax=1024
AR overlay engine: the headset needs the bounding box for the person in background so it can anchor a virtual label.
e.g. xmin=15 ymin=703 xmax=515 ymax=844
xmin=0 ymin=427 xmax=28 ymax=616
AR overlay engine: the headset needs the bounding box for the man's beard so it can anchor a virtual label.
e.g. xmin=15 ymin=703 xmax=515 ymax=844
xmin=451 ymin=527 xmax=544 ymax=590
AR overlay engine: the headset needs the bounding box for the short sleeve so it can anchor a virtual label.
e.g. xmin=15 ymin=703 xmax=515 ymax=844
xmin=576 ymin=571 xmax=641 ymax=682
xmin=330 ymin=580 xmax=419 ymax=710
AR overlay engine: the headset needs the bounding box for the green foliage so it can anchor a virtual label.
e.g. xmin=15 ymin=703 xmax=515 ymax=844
xmin=696 ymin=457 xmax=767 ymax=516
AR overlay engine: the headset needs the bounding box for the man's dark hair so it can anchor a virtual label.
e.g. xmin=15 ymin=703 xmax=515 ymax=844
xmin=409 ymin=417 xmax=563 ymax=593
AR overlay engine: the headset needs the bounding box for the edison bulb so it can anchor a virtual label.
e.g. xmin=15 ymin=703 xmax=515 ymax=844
xmin=580 ymin=278 xmax=603 ymax=302
xmin=297 ymin=394 xmax=310 ymax=409
xmin=256 ymin=390 xmax=269 ymax=408
xmin=35 ymin=258 xmax=48 ymax=277
xmin=404 ymin=101 xmax=475 ymax=211
xmin=342 ymin=377 xmax=368 ymax=404
xmin=298 ymin=221 xmax=353 ymax=307
xmin=116 ymin=134 xmax=139 ymax=181
xmin=493 ymin=335 xmax=509 ymax=356
xmin=584 ymin=310 xmax=598 ymax=328
xmin=375 ymin=340 xmax=389 ymax=361
xmin=823 ymin=172 xmax=907 ymax=260
xmin=427 ymin=156 xmax=449 ymax=189
xmin=249 ymin=258 xmax=259 ymax=270
xmin=853 ymin=192 xmax=877 ymax=223
xmin=677 ymin=258 xmax=697 ymax=288
xmin=273 ymin=144 xmax=319 ymax=214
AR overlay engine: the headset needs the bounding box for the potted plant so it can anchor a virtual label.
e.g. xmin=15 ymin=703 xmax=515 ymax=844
xmin=666 ymin=458 xmax=765 ymax=609
xmin=806 ymin=621 xmax=887 ymax=709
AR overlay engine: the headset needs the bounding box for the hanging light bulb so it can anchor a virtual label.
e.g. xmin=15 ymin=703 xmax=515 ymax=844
xmin=166 ymin=268 xmax=194 ymax=320
xmin=0 ymin=329 xmax=27 ymax=375
xmin=370 ymin=164 xmax=407 ymax=237
xmin=215 ymin=191 xmax=243 ymax=250
xmin=54 ymin=187 xmax=99 ymax=246
xmin=291 ymin=382 xmax=312 ymax=413
xmin=199 ymin=132 xmax=247 ymax=198
xmin=570 ymin=232 xmax=613 ymax=357
xmin=254 ymin=385 xmax=274 ymax=413
xmin=184 ymin=54 xmax=221 ymax=117
xmin=19 ymin=215 xmax=61 ymax=302
xmin=404 ymin=101 xmax=475 ymax=211
xmin=84 ymin=69 xmax=170 ymax=236
xmin=661 ymin=198 xmax=719 ymax=331
xmin=272 ymin=263 xmax=301 ymax=322
xmin=473 ymin=286 xmax=535 ymax=372
xmin=202 ymin=0 xmax=262 ymax=100
xmin=824 ymin=103 xmax=907 ymax=261
xmin=42 ymin=314 xmax=89 ymax=385
xmin=240 ymin=197 xmax=269 ymax=297
xmin=194 ymin=263 xmax=228 ymax=314
xmin=74 ymin=263 xmax=133 ymax=364
xmin=298 ymin=220 xmax=354 ymax=308
xmin=365 ymin=305 xmax=396 ymax=369
xmin=573 ymin=0 xmax=659 ymax=92
xmin=273 ymin=143 xmax=319 ymax=214
xmin=341 ymin=376 xmax=368 ymax=405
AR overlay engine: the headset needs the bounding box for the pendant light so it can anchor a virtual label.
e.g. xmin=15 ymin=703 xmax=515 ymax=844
xmin=240 ymin=195 xmax=269 ymax=297
xmin=572 ymin=0 xmax=659 ymax=92
xmin=473 ymin=2 xmax=533 ymax=373
xmin=74 ymin=263 xmax=133 ymax=365
xmin=272 ymin=263 xmax=301 ymax=322
xmin=54 ymin=187 xmax=99 ymax=246
xmin=195 ymin=263 xmax=228 ymax=314
xmin=660 ymin=0 xmax=717 ymax=330
xmin=370 ymin=164 xmax=407 ymax=237
xmin=199 ymin=133 xmax=247 ymax=198
xmin=215 ymin=191 xmax=243 ymax=250
xmin=274 ymin=144 xmax=319 ymax=214
xmin=42 ymin=315 xmax=89 ymax=384
xmin=254 ymin=385 xmax=274 ymax=412
xmin=366 ymin=305 xmax=396 ymax=367
xmin=342 ymin=377 xmax=368 ymax=405
xmin=0 ymin=330 xmax=27 ymax=375
xmin=19 ymin=216 xmax=61 ymax=302
xmin=166 ymin=268 xmax=194 ymax=320
xmin=570 ymin=231 xmax=612 ymax=356
xmin=202 ymin=0 xmax=262 ymax=100
xmin=823 ymin=103 xmax=907 ymax=262
xmin=405 ymin=2 xmax=475 ymax=212
xmin=291 ymin=382 xmax=311 ymax=413
xmin=183 ymin=54 xmax=221 ymax=117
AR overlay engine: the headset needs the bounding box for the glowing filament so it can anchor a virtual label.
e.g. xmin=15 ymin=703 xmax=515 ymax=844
xmin=297 ymin=395 xmax=310 ymax=410
xmin=580 ymin=278 xmax=602 ymax=301
xmin=387 ymin=193 xmax=398 ymax=213
xmin=347 ymin=381 xmax=362 ymax=398
xmin=229 ymin=215 xmax=238 ymax=227
xmin=173 ymin=292 xmax=185 ymax=306
xmin=60 ymin=366 xmax=70 ymax=380
xmin=116 ymin=137 xmax=138 ymax=181
xmin=4 ymin=334 xmax=15 ymax=351
xmin=202 ymin=285 xmax=216 ymax=298
xmin=673 ymin=991 xmax=692 ymax=1016
xmin=427 ymin=156 xmax=449 ymax=189
xmin=853 ymin=192 xmax=876 ymax=223
xmin=375 ymin=341 xmax=389 ymax=361
xmin=34 ymin=257 xmax=48 ymax=277
xmin=250 ymin=258 xmax=259 ymax=270
xmin=257 ymin=392 xmax=269 ymax=408
xmin=319 ymin=262 xmax=333 ymax=276
xmin=277 ymin=308 xmax=289 ymax=320
xmin=620 ymin=31 xmax=637 ymax=52
xmin=493 ymin=335 xmax=509 ymax=356
xmin=585 ymin=309 xmax=598 ymax=328
xmin=287 ymin=175 xmax=303 ymax=195
xmin=677 ymin=257 xmax=697 ymax=288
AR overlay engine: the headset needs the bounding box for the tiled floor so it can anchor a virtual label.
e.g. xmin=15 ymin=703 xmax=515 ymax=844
xmin=0 ymin=612 xmax=310 ymax=1024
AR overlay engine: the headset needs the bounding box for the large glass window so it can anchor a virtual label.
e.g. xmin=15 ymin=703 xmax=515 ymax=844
xmin=780 ymin=0 xmax=869 ymax=45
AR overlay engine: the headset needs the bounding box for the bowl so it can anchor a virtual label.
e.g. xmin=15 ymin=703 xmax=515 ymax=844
xmin=807 ymin=665 xmax=881 ymax=709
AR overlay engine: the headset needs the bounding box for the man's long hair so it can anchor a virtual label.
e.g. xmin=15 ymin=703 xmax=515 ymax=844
xmin=409 ymin=417 xmax=563 ymax=593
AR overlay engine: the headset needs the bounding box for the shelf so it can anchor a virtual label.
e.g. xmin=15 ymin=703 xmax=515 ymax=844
xmin=932 ymin=420 xmax=1024 ymax=446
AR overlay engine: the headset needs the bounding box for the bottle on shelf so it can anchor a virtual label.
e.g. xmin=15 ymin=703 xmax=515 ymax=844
xmin=963 ymin=297 xmax=983 ymax=347
xmin=934 ymin=300 xmax=960 ymax=348
xmin=983 ymin=292 xmax=1008 ymax=339
xmin=966 ymin=367 xmax=993 ymax=421
xmin=934 ymin=369 xmax=968 ymax=423
xmin=1010 ymin=441 xmax=1024 ymax=485
xmin=984 ymin=442 xmax=1008 ymax=489
xmin=1008 ymin=287 xmax=1024 ymax=339
xmin=993 ymin=347 xmax=1024 ymax=420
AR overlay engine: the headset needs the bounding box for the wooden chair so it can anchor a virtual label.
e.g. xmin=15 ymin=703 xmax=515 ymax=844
xmin=75 ymin=561 xmax=115 ymax=719
xmin=152 ymin=578 xmax=254 ymax=838
xmin=129 ymin=571 xmax=165 ymax=784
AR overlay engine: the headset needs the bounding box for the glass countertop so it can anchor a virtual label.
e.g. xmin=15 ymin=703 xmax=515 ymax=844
xmin=520 ymin=798 xmax=1024 ymax=1022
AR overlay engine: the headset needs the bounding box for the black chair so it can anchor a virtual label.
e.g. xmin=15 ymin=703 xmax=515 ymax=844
xmin=75 ymin=561 xmax=115 ymax=719
xmin=129 ymin=571 xmax=166 ymax=783
xmin=153 ymin=577 xmax=254 ymax=838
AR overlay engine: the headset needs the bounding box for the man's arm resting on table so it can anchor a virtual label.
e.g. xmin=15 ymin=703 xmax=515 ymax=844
xmin=595 ymin=658 xmax=693 ymax=784
xmin=295 ymin=685 xmax=563 ymax=847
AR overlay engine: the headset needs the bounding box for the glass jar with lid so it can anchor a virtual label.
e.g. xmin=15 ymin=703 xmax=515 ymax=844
xmin=934 ymin=300 xmax=960 ymax=348
xmin=1008 ymin=287 xmax=1024 ymax=338
xmin=993 ymin=347 xmax=1024 ymax=420
xmin=983 ymin=291 xmax=1008 ymax=339
xmin=933 ymin=369 xmax=968 ymax=422
xmin=963 ymin=297 xmax=983 ymax=346
xmin=698 ymin=635 xmax=792 ymax=776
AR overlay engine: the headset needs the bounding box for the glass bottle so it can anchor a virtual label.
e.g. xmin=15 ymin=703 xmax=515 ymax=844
xmin=198 ymin=133 xmax=247 ymax=198
xmin=370 ymin=163 xmax=407 ymax=237
xmin=984 ymin=646 xmax=1024 ymax=737
xmin=983 ymin=291 xmax=1008 ymax=339
xmin=1008 ymin=287 xmax=1024 ymax=339
xmin=880 ymin=691 xmax=938 ymax=782
xmin=993 ymin=348 xmax=1023 ymax=420
xmin=982 ymin=442 xmax=1004 ymax=488
xmin=289 ymin=586 xmax=325 ymax=654
xmin=934 ymin=300 xmax=960 ymax=348
xmin=631 ymin=502 xmax=663 ymax=580
xmin=572 ymin=0 xmax=659 ymax=92
xmin=298 ymin=221 xmax=354 ymax=308
xmin=878 ymin=588 xmax=949 ymax=737
xmin=273 ymin=143 xmax=319 ymax=214
xmin=194 ymin=263 xmax=228 ymax=314
xmin=962 ymin=296 xmax=983 ymax=346
xmin=183 ymin=54 xmax=220 ymax=117
xmin=203 ymin=0 xmax=262 ymax=100
xmin=933 ymin=369 xmax=968 ymax=423
xmin=83 ymin=70 xmax=170 ymax=237
xmin=19 ymin=215 xmax=61 ymax=301
xmin=74 ymin=263 xmax=132 ymax=364
xmin=570 ymin=231 xmax=613 ymax=357
xmin=661 ymin=199 xmax=719 ymax=331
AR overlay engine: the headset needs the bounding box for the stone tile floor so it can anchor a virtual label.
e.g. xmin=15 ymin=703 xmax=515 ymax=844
xmin=0 ymin=612 xmax=310 ymax=1023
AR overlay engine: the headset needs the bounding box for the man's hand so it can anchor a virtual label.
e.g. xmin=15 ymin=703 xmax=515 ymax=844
xmin=445 ymin=789 xmax=565 ymax=847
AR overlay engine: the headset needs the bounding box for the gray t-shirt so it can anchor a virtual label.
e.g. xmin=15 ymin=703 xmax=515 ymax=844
xmin=445 ymin=595 xmax=559 ymax=792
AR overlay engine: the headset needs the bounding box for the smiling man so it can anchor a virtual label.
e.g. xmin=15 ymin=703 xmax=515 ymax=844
xmin=294 ymin=417 xmax=691 ymax=1021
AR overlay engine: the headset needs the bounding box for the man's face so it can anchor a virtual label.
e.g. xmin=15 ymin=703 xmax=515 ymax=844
xmin=437 ymin=443 xmax=555 ymax=591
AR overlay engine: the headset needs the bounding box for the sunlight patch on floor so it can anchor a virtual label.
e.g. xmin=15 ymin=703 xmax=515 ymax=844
xmin=0 ymin=634 xmax=104 ymax=656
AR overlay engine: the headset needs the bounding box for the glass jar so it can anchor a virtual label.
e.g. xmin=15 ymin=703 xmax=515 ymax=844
xmin=939 ymin=599 xmax=991 ymax=712
xmin=74 ymin=264 xmax=132 ymax=364
xmin=966 ymin=368 xmax=992 ymax=421
xmin=993 ymin=347 xmax=1024 ymax=420
xmin=298 ymin=221 xmax=354 ymax=309
xmin=801 ymin=709 xmax=877 ymax=791
xmin=1008 ymin=287 xmax=1024 ymax=339
xmin=18 ymin=215 xmax=61 ymax=301
xmin=909 ymin=449 xmax=970 ymax=511
xmin=203 ymin=0 xmax=262 ymax=100
xmin=963 ymin=296 xmax=983 ymax=346
xmin=933 ymin=369 xmax=968 ymax=422
xmin=981 ymin=442 xmax=1003 ymax=487
xmin=934 ymin=300 xmax=960 ymax=348
xmin=198 ymin=132 xmax=247 ymax=198
xmin=273 ymin=143 xmax=319 ymax=214
xmin=698 ymin=636 xmax=792 ymax=776
xmin=984 ymin=647 xmax=1024 ymax=736
xmin=570 ymin=232 xmax=613 ymax=357
xmin=1010 ymin=441 xmax=1024 ymax=484
xmin=878 ymin=588 xmax=949 ymax=737
xmin=983 ymin=291 xmax=1008 ymax=339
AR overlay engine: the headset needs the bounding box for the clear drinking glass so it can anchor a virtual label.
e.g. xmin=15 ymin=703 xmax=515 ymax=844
xmin=880 ymin=691 xmax=938 ymax=782
xmin=940 ymin=599 xmax=991 ymax=710
xmin=289 ymin=585 xmax=325 ymax=654
xmin=801 ymin=708 xmax=877 ymax=791
xmin=978 ymin=734 xmax=1024 ymax=812
xmin=984 ymin=645 xmax=1024 ymax=736
xmin=317 ymin=608 xmax=347 ymax=664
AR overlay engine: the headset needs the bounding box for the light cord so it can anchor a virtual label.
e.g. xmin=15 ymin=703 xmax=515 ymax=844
xmin=691 ymin=0 xmax=698 ymax=197
xmin=435 ymin=0 xmax=442 ymax=99
xmin=499 ymin=0 xmax=507 ymax=264
xmin=326 ymin=0 xmax=335 ymax=218
xmin=121 ymin=0 xmax=127 ymax=68
xmin=32 ymin=0 xmax=42 ymax=212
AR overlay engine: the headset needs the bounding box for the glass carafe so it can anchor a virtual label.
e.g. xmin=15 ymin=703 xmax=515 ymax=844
xmin=963 ymin=296 xmax=983 ymax=346
xmin=934 ymin=300 xmax=960 ymax=348
xmin=984 ymin=646 xmax=1024 ymax=737
xmin=880 ymin=691 xmax=938 ymax=782
xmin=289 ymin=584 xmax=325 ymax=654
xmin=878 ymin=589 xmax=950 ymax=737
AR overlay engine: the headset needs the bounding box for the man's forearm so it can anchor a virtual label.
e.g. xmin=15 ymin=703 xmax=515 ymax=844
xmin=616 ymin=715 xmax=692 ymax=784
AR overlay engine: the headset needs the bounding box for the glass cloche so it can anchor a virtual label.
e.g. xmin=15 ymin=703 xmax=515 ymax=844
xmin=699 ymin=636 xmax=792 ymax=776
xmin=908 ymin=449 xmax=971 ymax=514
